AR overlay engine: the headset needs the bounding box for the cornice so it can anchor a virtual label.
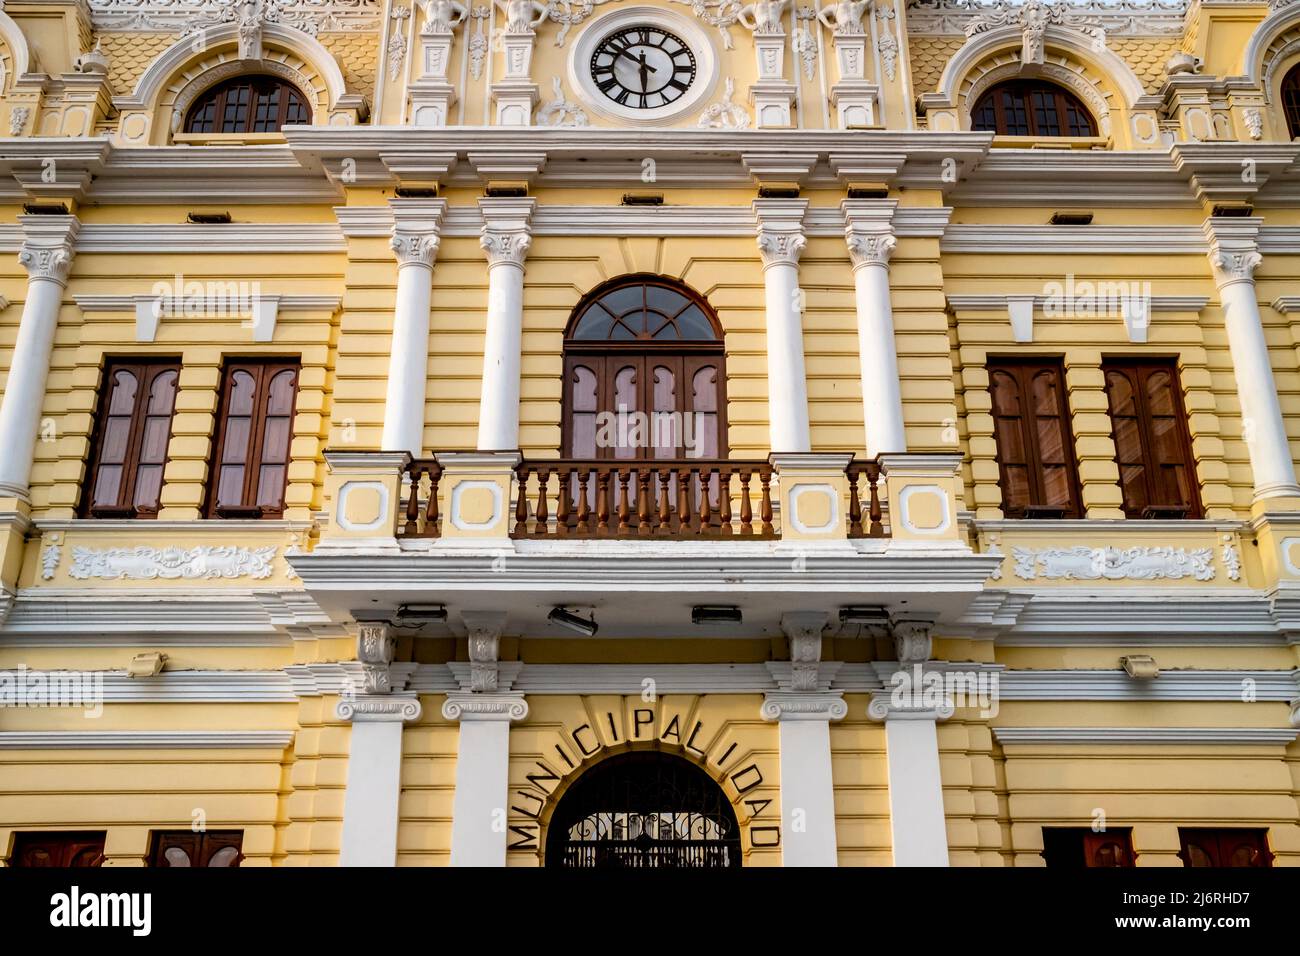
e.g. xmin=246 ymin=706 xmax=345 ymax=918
xmin=992 ymin=727 xmax=1299 ymax=745
xmin=941 ymin=224 xmax=1209 ymax=254
xmin=0 ymin=730 xmax=295 ymax=749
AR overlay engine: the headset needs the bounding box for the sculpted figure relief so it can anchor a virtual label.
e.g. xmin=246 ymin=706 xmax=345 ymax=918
xmin=422 ymin=0 xmax=469 ymax=33
xmin=498 ymin=0 xmax=549 ymax=32
xmin=816 ymin=0 xmax=870 ymax=35
xmin=737 ymin=0 xmax=788 ymax=34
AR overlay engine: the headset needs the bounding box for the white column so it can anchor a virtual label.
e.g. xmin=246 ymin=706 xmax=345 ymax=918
xmin=476 ymin=198 xmax=536 ymax=451
xmin=382 ymin=199 xmax=447 ymax=455
xmin=0 ymin=216 xmax=79 ymax=499
xmin=445 ymin=611 xmax=529 ymax=866
xmin=754 ymin=199 xmax=812 ymax=453
xmin=843 ymin=200 xmax=907 ymax=457
xmin=337 ymin=622 xmax=422 ymax=867
xmin=1204 ymin=218 xmax=1300 ymax=501
xmin=762 ymin=612 xmax=844 ymax=866
xmin=868 ymin=617 xmax=950 ymax=867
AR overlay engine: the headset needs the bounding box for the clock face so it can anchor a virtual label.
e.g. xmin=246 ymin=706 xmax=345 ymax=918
xmin=589 ymin=26 xmax=697 ymax=110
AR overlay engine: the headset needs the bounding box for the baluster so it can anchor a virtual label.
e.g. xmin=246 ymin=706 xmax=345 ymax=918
xmin=868 ymin=464 xmax=884 ymax=538
xmin=656 ymin=467 xmax=672 ymax=534
xmin=697 ymin=467 xmax=712 ymax=533
xmin=617 ymin=468 xmax=631 ymax=535
xmin=637 ymin=469 xmax=651 ymax=535
xmin=514 ymin=465 xmax=530 ymax=537
xmin=556 ymin=467 xmax=571 ymax=536
xmin=404 ymin=464 xmax=421 ymax=536
xmin=426 ymin=465 xmax=441 ymax=538
xmin=847 ymin=467 xmax=863 ymax=537
xmin=759 ymin=468 xmax=774 ymax=536
xmin=718 ymin=467 xmax=733 ymax=535
xmin=596 ymin=469 xmax=611 ymax=534
xmin=739 ymin=468 xmax=754 ymax=535
xmin=576 ymin=468 xmax=591 ymax=533
xmin=680 ymin=467 xmax=695 ymax=533
xmin=535 ymin=467 xmax=550 ymax=536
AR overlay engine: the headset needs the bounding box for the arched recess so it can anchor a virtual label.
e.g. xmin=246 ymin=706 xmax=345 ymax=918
xmin=111 ymin=21 xmax=365 ymax=145
xmin=920 ymin=24 xmax=1157 ymax=147
xmin=1243 ymin=2 xmax=1300 ymax=139
xmin=0 ymin=10 xmax=33 ymax=93
xmin=541 ymin=749 xmax=745 ymax=868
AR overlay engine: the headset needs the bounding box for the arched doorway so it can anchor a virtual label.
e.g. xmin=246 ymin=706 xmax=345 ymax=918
xmin=562 ymin=274 xmax=727 ymax=461
xmin=544 ymin=751 xmax=743 ymax=869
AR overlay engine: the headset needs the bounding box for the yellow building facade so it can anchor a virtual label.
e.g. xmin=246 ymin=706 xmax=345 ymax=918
xmin=0 ymin=0 xmax=1297 ymax=868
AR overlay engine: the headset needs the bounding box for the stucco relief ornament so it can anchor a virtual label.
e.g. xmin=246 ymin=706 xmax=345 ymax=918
xmin=422 ymin=0 xmax=468 ymax=32
xmin=1221 ymin=535 xmax=1242 ymax=582
xmin=537 ymin=75 xmax=589 ymax=126
xmin=40 ymin=535 xmax=61 ymax=582
xmin=356 ymin=622 xmax=396 ymax=695
xmin=1211 ymin=248 xmax=1262 ymax=283
xmin=90 ymin=0 xmax=383 ymax=35
xmin=468 ymin=5 xmax=490 ymax=77
xmin=738 ymin=0 xmax=788 ymax=34
xmin=875 ymin=3 xmax=897 ymax=80
xmin=816 ymin=0 xmax=868 ymax=35
xmin=68 ymin=545 xmax=278 ymax=580
xmin=845 ymin=231 xmax=896 ymax=268
xmin=1244 ymin=108 xmax=1263 ymax=141
xmin=792 ymin=7 xmax=817 ymax=81
xmin=544 ymin=0 xmax=621 ymax=47
xmin=757 ymin=228 xmax=807 ymax=266
xmin=697 ymin=77 xmax=751 ymax=127
xmin=964 ymin=0 xmax=1106 ymax=61
xmin=18 ymin=242 xmax=74 ymax=283
xmin=669 ymin=0 xmax=745 ymax=50
xmin=74 ymin=40 xmax=111 ymax=75
xmin=8 ymin=106 xmax=30 ymax=137
xmin=1012 ymin=545 xmax=1216 ymax=581
xmin=1164 ymin=50 xmax=1202 ymax=76
xmin=387 ymin=4 xmax=411 ymax=80
xmin=236 ymin=0 xmax=265 ymax=58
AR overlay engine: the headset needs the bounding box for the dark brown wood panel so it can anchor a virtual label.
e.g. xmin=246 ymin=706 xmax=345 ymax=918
xmin=206 ymin=359 xmax=299 ymax=518
xmin=10 ymin=831 xmax=106 ymax=867
xmin=148 ymin=830 xmax=244 ymax=867
xmin=987 ymin=357 xmax=1083 ymax=518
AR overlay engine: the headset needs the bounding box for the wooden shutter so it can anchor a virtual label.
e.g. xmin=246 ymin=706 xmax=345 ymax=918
xmin=149 ymin=830 xmax=244 ymax=867
xmin=987 ymin=358 xmax=1082 ymax=518
xmin=206 ymin=359 xmax=299 ymax=518
xmin=82 ymin=359 xmax=180 ymax=518
xmin=1179 ymin=828 xmax=1273 ymax=867
xmin=1102 ymin=358 xmax=1202 ymax=518
xmin=10 ymin=831 xmax=106 ymax=867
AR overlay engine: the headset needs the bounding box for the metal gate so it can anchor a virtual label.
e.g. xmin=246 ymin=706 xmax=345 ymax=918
xmin=545 ymin=751 xmax=742 ymax=869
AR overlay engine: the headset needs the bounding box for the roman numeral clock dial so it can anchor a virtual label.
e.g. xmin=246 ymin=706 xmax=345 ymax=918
xmin=590 ymin=26 xmax=697 ymax=110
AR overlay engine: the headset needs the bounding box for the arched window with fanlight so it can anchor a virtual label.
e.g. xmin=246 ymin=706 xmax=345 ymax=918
xmin=1282 ymin=64 xmax=1300 ymax=139
xmin=184 ymin=75 xmax=311 ymax=134
xmin=971 ymin=80 xmax=1097 ymax=137
xmin=562 ymin=275 xmax=727 ymax=461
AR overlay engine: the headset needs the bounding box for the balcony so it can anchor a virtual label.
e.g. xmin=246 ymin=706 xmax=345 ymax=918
xmin=396 ymin=457 xmax=886 ymax=540
xmin=287 ymin=449 xmax=994 ymax=637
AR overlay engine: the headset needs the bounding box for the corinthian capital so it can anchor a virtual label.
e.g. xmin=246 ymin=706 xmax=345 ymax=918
xmin=842 ymin=198 xmax=898 ymax=270
xmin=753 ymin=198 xmax=809 ymax=268
xmin=1204 ymin=216 xmax=1263 ymax=287
xmin=17 ymin=215 xmax=80 ymax=285
xmin=389 ymin=197 xmax=447 ymax=268
xmin=891 ymin=615 xmax=935 ymax=666
xmin=479 ymin=196 xmax=536 ymax=268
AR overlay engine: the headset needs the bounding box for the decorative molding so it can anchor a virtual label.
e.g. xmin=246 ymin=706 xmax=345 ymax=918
xmin=1205 ymin=217 xmax=1264 ymax=287
xmin=0 ymin=730 xmax=295 ymax=749
xmin=469 ymin=5 xmax=490 ymax=78
xmin=87 ymin=0 xmax=384 ymax=33
xmin=336 ymin=693 xmax=422 ymax=721
xmin=1011 ymin=545 xmax=1216 ymax=582
xmin=905 ymin=0 xmax=1186 ymax=38
xmin=537 ymin=76 xmax=589 ymax=127
xmin=479 ymin=196 xmax=536 ymax=267
xmin=992 ymin=727 xmax=1300 ymax=746
xmin=697 ymin=77 xmax=751 ymax=129
xmin=461 ymin=610 xmax=507 ymax=692
xmin=390 ymin=198 xmax=447 ymax=267
xmin=754 ymin=198 xmax=809 ymax=267
xmin=940 ymin=225 xmax=1209 ymax=254
xmin=17 ymin=216 xmax=79 ymax=285
xmin=73 ymin=223 xmax=348 ymax=254
xmin=997 ymin=668 xmax=1300 ymax=702
xmin=388 ymin=5 xmax=412 ymax=81
xmin=68 ymin=545 xmax=278 ymax=581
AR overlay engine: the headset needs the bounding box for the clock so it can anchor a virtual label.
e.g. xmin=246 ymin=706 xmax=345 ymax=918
xmin=589 ymin=26 xmax=697 ymax=110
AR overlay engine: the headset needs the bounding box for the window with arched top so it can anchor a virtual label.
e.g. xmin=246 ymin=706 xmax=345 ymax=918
xmin=562 ymin=276 xmax=727 ymax=460
xmin=184 ymin=75 xmax=311 ymax=134
xmin=971 ymin=80 xmax=1097 ymax=137
xmin=1282 ymin=64 xmax=1300 ymax=139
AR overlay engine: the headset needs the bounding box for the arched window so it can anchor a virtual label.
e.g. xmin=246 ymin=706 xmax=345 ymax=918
xmin=971 ymin=80 xmax=1097 ymax=137
xmin=1282 ymin=64 xmax=1300 ymax=139
xmin=184 ymin=75 xmax=311 ymax=134
xmin=545 ymin=752 xmax=742 ymax=868
xmin=562 ymin=275 xmax=726 ymax=460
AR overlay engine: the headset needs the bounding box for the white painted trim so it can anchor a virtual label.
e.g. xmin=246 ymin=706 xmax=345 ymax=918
xmin=72 ymin=224 xmax=348 ymax=254
xmin=941 ymin=225 xmax=1209 ymax=254
xmin=0 ymin=730 xmax=294 ymax=749
xmin=0 ymin=11 xmax=32 ymax=86
xmin=992 ymin=727 xmax=1299 ymax=745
